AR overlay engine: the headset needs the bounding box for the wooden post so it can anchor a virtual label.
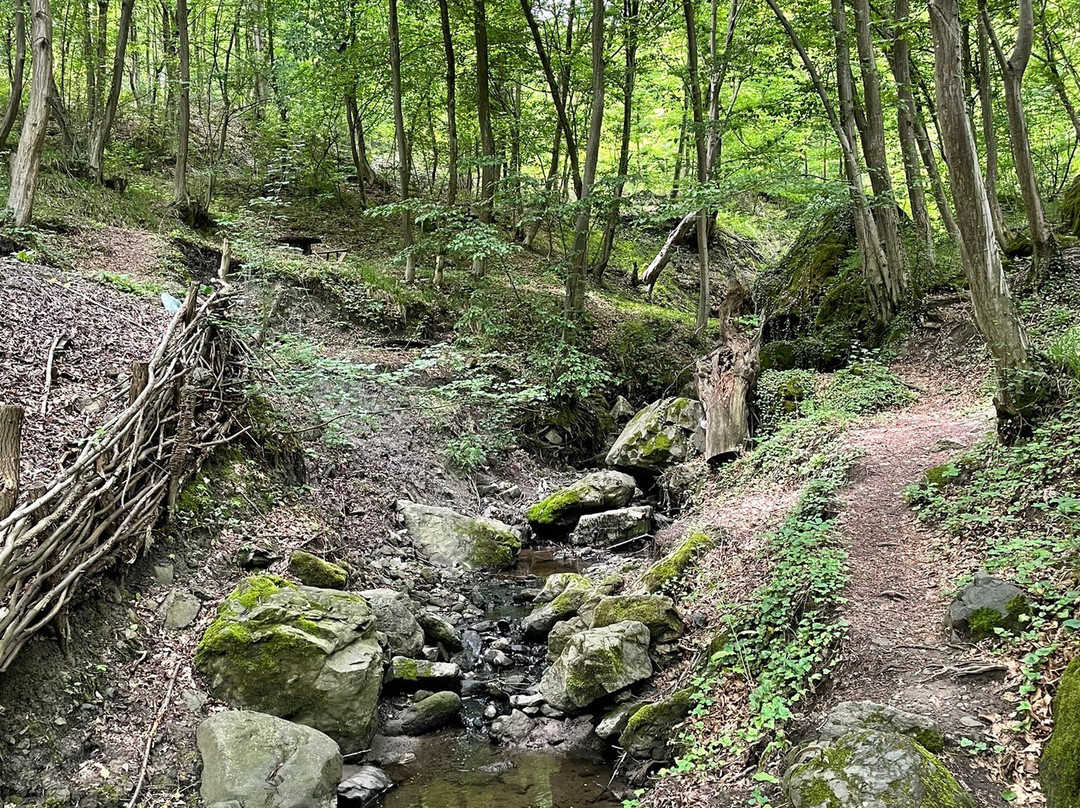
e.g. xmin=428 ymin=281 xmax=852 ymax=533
xmin=217 ymin=240 xmax=231 ymax=281
xmin=0 ymin=405 xmax=24 ymax=520
xmin=128 ymin=361 xmax=150 ymax=405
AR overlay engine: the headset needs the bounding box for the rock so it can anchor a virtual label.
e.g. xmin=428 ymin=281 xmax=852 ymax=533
xmin=237 ymin=544 xmax=280 ymax=570
xmin=591 ymin=595 xmax=684 ymax=646
xmin=418 ymin=611 xmax=463 ymax=651
xmin=287 ymin=551 xmax=348 ymax=589
xmin=596 ymin=702 xmax=645 ymax=740
xmin=1041 ymin=657 xmax=1080 ymax=808
xmin=198 ymin=710 xmax=341 ymax=808
xmin=385 ymin=656 xmax=460 ymax=688
xmin=783 ymin=729 xmax=974 ymax=808
xmin=820 ymin=701 xmax=944 ymax=753
xmin=948 ymin=571 xmax=1029 ymax=639
xmin=570 ymin=506 xmax=653 ymax=547
xmin=605 ymin=398 xmax=705 ymax=472
xmin=611 ymin=396 xmax=636 ymax=421
xmin=359 ymin=589 xmax=425 ymax=657
xmin=522 ymin=574 xmax=596 ymax=638
xmin=491 ymin=709 xmax=602 ymax=756
xmin=539 ymin=621 xmax=653 ymax=713
xmin=194 ymin=576 xmax=383 ymax=753
xmin=367 ymin=734 xmax=419 ymax=766
xmin=525 ymin=471 xmax=638 ymax=532
xmin=153 ymin=563 xmax=175 ymax=586
xmin=396 ymin=691 xmax=462 ymax=735
xmin=642 ymin=532 xmax=715 ymax=593
xmin=182 ymin=689 xmax=208 ymax=715
xmin=338 ymin=766 xmax=394 ymax=808
xmin=618 ymin=689 xmax=693 ymax=761
xmin=547 ymin=617 xmax=588 ymax=662
xmin=161 ymin=590 xmax=201 ymax=630
xmin=396 ymin=501 xmax=522 ymax=569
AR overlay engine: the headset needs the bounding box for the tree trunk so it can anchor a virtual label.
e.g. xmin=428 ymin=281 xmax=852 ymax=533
xmin=438 ymin=0 xmax=458 ymax=204
xmin=6 ymin=0 xmax=52 ymax=226
xmin=911 ymin=109 xmax=962 ymax=246
xmin=684 ymin=0 xmax=710 ymax=336
xmin=474 ymin=0 xmax=496 ymax=277
xmin=88 ymin=0 xmax=134 ymax=180
xmin=0 ymin=405 xmax=23 ymax=521
xmin=976 ymin=15 xmax=1009 ymax=248
xmin=1038 ymin=10 xmax=1080 ymax=146
xmin=670 ymin=101 xmax=686 ymax=199
xmin=0 ymin=0 xmax=27 ymax=149
xmin=929 ymin=0 xmax=1036 ymax=430
xmin=345 ymin=90 xmax=367 ymax=204
xmin=172 ymin=0 xmax=189 ymax=204
xmin=705 ymin=0 xmax=739 ymax=176
xmin=389 ymin=0 xmax=415 ymax=282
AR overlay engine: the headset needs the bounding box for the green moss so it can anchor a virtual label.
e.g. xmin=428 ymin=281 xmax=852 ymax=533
xmin=393 ymin=657 xmax=420 ymax=681
xmin=526 ymin=487 xmax=585 ymax=528
xmin=592 ymin=595 xmax=683 ymax=644
xmin=466 ymin=524 xmax=521 ymax=568
xmin=911 ymin=742 xmax=976 ymax=807
xmin=226 ymin=574 xmax=295 ymax=610
xmin=967 ymin=606 xmax=1006 ymax=641
xmin=1042 ymin=657 xmax=1080 ymax=808
xmin=565 ymin=645 xmax=626 ymax=703
xmin=287 ymin=551 xmax=348 ymax=589
xmin=643 ymin=531 xmax=716 ymax=593
xmin=619 ymin=689 xmax=694 ymax=760
xmin=798 ymin=777 xmax=840 ymax=807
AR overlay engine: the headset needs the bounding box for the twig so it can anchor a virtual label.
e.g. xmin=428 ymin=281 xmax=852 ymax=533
xmin=40 ymin=333 xmax=61 ymax=416
xmin=127 ymin=660 xmax=181 ymax=808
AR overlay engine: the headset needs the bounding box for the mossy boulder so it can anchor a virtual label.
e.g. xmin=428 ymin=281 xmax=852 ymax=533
xmin=618 ymin=688 xmax=694 ymax=761
xmin=522 ymin=574 xmax=596 ymax=639
xmin=819 ymin=701 xmax=944 ymax=754
xmin=397 ymin=500 xmax=522 ymax=569
xmin=591 ymin=595 xmax=684 ymax=646
xmin=385 ymin=656 xmax=461 ymax=689
xmin=783 ymin=729 xmax=975 ymax=808
xmin=287 ymin=551 xmax=348 ymax=590
xmin=525 ymin=470 xmax=638 ymax=532
xmin=194 ymin=576 xmax=383 ymax=753
xmin=1041 ymin=657 xmax=1080 ymax=808
xmin=947 ymin=571 xmax=1029 ymax=640
xmin=570 ymin=505 xmax=652 ymax=547
xmin=642 ymin=531 xmax=715 ymax=593
xmin=539 ymin=620 xmax=653 ymax=713
xmin=359 ymin=589 xmax=425 ymax=657
xmin=393 ymin=691 xmax=463 ymax=736
xmin=605 ymin=398 xmax=705 ymax=473
xmin=1063 ymin=174 xmax=1080 ymax=237
xmin=547 ymin=616 xmax=588 ymax=661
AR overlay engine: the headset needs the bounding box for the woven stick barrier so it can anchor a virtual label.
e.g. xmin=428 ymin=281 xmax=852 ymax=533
xmin=0 ymin=262 xmax=245 ymax=672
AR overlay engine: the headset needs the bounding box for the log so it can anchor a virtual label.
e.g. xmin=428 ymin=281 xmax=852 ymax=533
xmin=643 ymin=211 xmax=696 ymax=290
xmin=695 ymin=335 xmax=759 ymax=461
xmin=0 ymin=406 xmax=23 ymax=520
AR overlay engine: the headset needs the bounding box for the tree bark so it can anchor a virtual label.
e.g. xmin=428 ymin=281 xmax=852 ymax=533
xmin=88 ymin=0 xmax=135 ymax=180
xmin=172 ymin=0 xmax=190 ymax=204
xmin=684 ymin=0 xmax=710 ymax=336
xmin=438 ymin=0 xmax=458 ymax=204
xmin=6 ymin=0 xmax=52 ymax=227
xmin=929 ymin=0 xmax=1035 ymax=427
xmin=976 ymin=15 xmax=1009 ymax=248
xmin=389 ymin=0 xmax=415 ymax=282
xmin=0 ymin=406 xmax=23 ymax=521
xmin=474 ymin=0 xmax=496 ymax=277
xmin=0 ymin=0 xmax=27 ymax=149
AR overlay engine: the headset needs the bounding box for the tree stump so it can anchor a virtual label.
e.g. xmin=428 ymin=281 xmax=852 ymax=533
xmin=0 ymin=405 xmax=24 ymax=520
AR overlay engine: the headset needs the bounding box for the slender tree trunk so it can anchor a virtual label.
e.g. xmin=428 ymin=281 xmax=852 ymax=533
xmin=705 ymin=0 xmax=739 ymax=176
xmin=172 ymin=0 xmax=189 ymax=203
xmin=88 ymin=0 xmax=134 ymax=180
xmin=345 ymin=90 xmax=368 ymax=204
xmin=474 ymin=0 xmax=496 ymax=277
xmin=929 ymin=0 xmax=1035 ymax=429
xmin=911 ymin=109 xmax=962 ymax=246
xmin=670 ymin=102 xmax=686 ymax=200
xmin=976 ymin=15 xmax=1009 ymax=247
xmin=95 ymin=0 xmax=108 ymax=118
xmin=0 ymin=0 xmax=27 ymax=149
xmin=438 ymin=0 xmax=458 ymax=204
xmin=596 ymin=0 xmax=639 ymax=279
xmin=81 ymin=0 xmax=96 ymax=127
xmin=982 ymin=0 xmax=1054 ymax=284
xmin=6 ymin=0 xmax=52 ymax=226
xmin=389 ymin=0 xmax=415 ymax=282
xmin=684 ymin=0 xmax=710 ymax=336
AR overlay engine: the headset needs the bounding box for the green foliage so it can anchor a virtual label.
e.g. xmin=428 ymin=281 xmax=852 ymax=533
xmin=96 ymin=272 xmax=165 ymax=296
xmin=1046 ymin=327 xmax=1080 ymax=379
xmin=819 ymin=353 xmax=916 ymax=414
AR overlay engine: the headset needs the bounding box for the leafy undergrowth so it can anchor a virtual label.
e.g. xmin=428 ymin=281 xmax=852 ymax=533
xmin=906 ymin=400 xmax=1080 ymax=802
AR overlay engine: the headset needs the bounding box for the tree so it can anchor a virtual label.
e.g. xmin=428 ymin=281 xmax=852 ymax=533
xmin=683 ymin=0 xmax=710 ymax=336
xmin=6 ymin=0 xmax=53 ymax=226
xmin=474 ymin=0 xmax=496 ymax=277
xmin=0 ymin=0 xmax=27 ymax=149
xmin=173 ymin=0 xmax=191 ymax=204
xmin=389 ymin=0 xmax=416 ymax=282
xmin=88 ymin=0 xmax=135 ymax=180
xmin=438 ymin=0 xmax=459 ymax=204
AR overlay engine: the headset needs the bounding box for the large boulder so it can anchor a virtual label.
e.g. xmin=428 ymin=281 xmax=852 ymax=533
xmin=618 ymin=689 xmax=694 ymax=761
xmin=820 ymin=701 xmax=944 ymax=753
xmin=390 ymin=691 xmax=462 ymax=736
xmin=1041 ymin=657 xmax=1080 ymax=808
xmin=194 ymin=576 xmax=383 ymax=753
xmin=948 ymin=571 xmax=1029 ymax=640
xmin=605 ymin=398 xmax=705 ymax=472
xmin=525 ymin=471 xmax=638 ymax=532
xmin=539 ymin=620 xmax=653 ymax=713
xmin=396 ymin=501 xmax=521 ymax=569
xmin=570 ymin=506 xmax=652 ymax=547
xmin=197 ymin=710 xmax=341 ymax=808
xmin=360 ymin=589 xmax=425 ymax=657
xmin=783 ymin=729 xmax=974 ymax=808
xmin=521 ymin=574 xmax=596 ymax=639
xmin=642 ymin=531 xmax=715 ymax=593
xmin=591 ymin=594 xmax=684 ymax=646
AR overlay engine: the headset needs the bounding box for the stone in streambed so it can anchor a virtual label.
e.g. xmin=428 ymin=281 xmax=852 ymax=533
xmin=418 ymin=611 xmax=463 ymax=651
xmin=642 ymin=531 xmax=715 ymax=593
xmin=396 ymin=501 xmax=521 ymax=569
xmin=570 ymin=506 xmax=652 ymax=547
xmin=521 ymin=574 xmax=596 ymax=639
xmin=385 ymin=691 xmax=463 ymax=736
xmin=591 ymin=594 xmax=684 ymax=646
xmin=338 ymin=766 xmax=394 ymax=808
xmin=525 ymin=471 xmax=638 ymax=532
xmin=359 ymin=589 xmax=425 ymax=657
xmin=605 ymin=398 xmax=705 ymax=472
xmin=385 ymin=656 xmax=460 ymax=688
xmin=618 ymin=689 xmax=694 ymax=761
xmin=539 ymin=620 xmax=652 ymax=713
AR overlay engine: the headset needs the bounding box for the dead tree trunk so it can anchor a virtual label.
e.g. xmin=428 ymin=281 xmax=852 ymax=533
xmin=6 ymin=0 xmax=52 ymax=227
xmin=0 ymin=0 xmax=27 ymax=149
xmin=0 ymin=406 xmax=23 ymax=520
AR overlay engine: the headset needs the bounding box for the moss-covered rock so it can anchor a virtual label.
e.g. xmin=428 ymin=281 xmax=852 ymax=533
xmin=783 ymin=729 xmax=975 ymax=808
xmin=194 ymin=576 xmax=383 ymax=753
xmin=605 ymin=398 xmax=705 ymax=472
xmin=358 ymin=589 xmax=425 ymax=657
xmin=397 ymin=500 xmax=521 ymax=569
xmin=1041 ymin=657 xmax=1080 ymax=808
xmin=287 ymin=551 xmax=348 ymax=589
xmin=642 ymin=531 xmax=715 ymax=593
xmin=522 ymin=575 xmax=596 ymax=639
xmin=591 ymin=595 xmax=684 ymax=646
xmin=547 ymin=616 xmax=588 ymax=662
xmin=525 ymin=470 xmax=637 ymax=532
xmin=618 ymin=688 xmax=694 ymax=761
xmin=819 ymin=701 xmax=944 ymax=753
xmin=539 ymin=620 xmax=653 ymax=713
xmin=385 ymin=656 xmax=461 ymax=688
xmin=947 ymin=572 xmax=1029 ymax=640
xmin=395 ymin=691 xmax=463 ymax=736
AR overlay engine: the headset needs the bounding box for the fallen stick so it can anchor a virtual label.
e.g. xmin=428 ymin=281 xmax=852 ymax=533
xmin=127 ymin=660 xmax=182 ymax=808
xmin=40 ymin=333 xmax=61 ymax=416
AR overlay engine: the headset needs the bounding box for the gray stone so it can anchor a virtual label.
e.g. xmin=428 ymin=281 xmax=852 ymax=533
xmin=783 ymin=729 xmax=975 ymax=808
xmin=570 ymin=506 xmax=653 ymax=547
xmin=385 ymin=656 xmax=460 ymax=687
xmin=539 ymin=621 xmax=653 ymax=713
xmin=359 ymin=589 xmax=425 ymax=657
xmin=611 ymin=396 xmax=636 ymax=421
xmin=396 ymin=501 xmax=522 ymax=569
xmin=396 ymin=691 xmax=462 ymax=735
xmin=194 ymin=576 xmax=383 ymax=754
xmin=525 ymin=471 xmax=638 ymax=532
xmin=198 ymin=710 xmax=341 ymax=808
xmin=161 ymin=590 xmax=201 ymax=630
xmin=605 ymin=397 xmax=705 ymax=472
xmin=182 ymin=689 xmax=208 ymax=715
xmin=619 ymin=690 xmax=694 ymax=761
xmin=595 ymin=702 xmax=645 ymax=740
xmin=591 ymin=594 xmax=685 ymax=647
xmin=153 ymin=563 xmax=175 ymax=586
xmin=547 ymin=617 xmax=588 ymax=662
xmin=522 ymin=574 xmax=595 ymax=639
xmin=491 ymin=709 xmax=602 ymax=756
xmin=338 ymin=766 xmax=394 ymax=808
xmin=948 ymin=571 xmax=1028 ymax=638
xmin=418 ymin=611 xmax=463 ymax=651
xmin=820 ymin=701 xmax=944 ymax=752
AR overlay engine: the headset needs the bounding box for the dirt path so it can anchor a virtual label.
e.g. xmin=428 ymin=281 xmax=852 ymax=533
xmin=820 ymin=387 xmax=1011 ymax=806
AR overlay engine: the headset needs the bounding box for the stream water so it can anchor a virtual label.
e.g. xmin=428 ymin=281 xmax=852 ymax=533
xmin=367 ymin=548 xmax=626 ymax=808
